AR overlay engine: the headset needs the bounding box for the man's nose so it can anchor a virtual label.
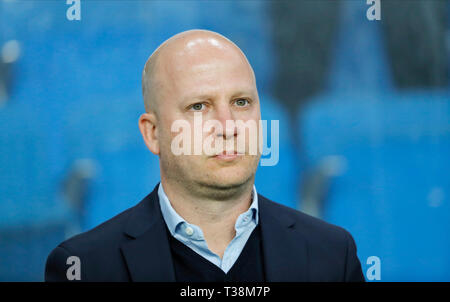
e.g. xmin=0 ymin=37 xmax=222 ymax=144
xmin=214 ymin=104 xmax=237 ymax=139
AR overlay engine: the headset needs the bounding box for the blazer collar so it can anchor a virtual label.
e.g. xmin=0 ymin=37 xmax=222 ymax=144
xmin=258 ymin=194 xmax=309 ymax=282
xmin=120 ymin=183 xmax=308 ymax=282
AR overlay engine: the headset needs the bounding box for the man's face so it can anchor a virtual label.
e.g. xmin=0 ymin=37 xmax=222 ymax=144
xmin=156 ymin=39 xmax=261 ymax=193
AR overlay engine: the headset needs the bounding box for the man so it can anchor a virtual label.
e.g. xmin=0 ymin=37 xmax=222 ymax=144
xmin=45 ymin=29 xmax=365 ymax=282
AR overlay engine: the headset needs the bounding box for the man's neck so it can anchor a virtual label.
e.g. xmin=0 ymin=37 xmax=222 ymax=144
xmin=160 ymin=179 xmax=254 ymax=258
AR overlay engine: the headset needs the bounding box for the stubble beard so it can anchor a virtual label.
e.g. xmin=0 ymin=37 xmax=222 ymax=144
xmin=160 ymin=152 xmax=259 ymax=201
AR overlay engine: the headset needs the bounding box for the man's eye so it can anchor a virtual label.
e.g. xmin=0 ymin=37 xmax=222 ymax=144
xmin=235 ymin=99 xmax=249 ymax=107
xmin=190 ymin=103 xmax=205 ymax=111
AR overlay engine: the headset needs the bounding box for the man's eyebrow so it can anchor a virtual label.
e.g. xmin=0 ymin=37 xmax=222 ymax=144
xmin=182 ymin=89 xmax=256 ymax=103
xmin=230 ymin=90 xmax=256 ymax=99
xmin=183 ymin=94 xmax=212 ymax=102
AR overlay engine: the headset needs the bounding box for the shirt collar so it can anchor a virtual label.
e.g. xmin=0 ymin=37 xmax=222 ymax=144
xmin=158 ymin=183 xmax=259 ymax=237
xmin=158 ymin=183 xmax=185 ymax=237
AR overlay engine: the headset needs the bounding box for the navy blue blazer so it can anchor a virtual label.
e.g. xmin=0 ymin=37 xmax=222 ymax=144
xmin=45 ymin=183 xmax=365 ymax=282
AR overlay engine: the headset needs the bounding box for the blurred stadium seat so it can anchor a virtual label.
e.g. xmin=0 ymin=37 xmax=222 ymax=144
xmin=298 ymin=0 xmax=450 ymax=281
xmin=0 ymin=102 xmax=73 ymax=281
xmin=300 ymin=91 xmax=450 ymax=281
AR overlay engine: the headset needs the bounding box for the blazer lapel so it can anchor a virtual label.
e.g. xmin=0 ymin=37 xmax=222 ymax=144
xmin=258 ymin=195 xmax=309 ymax=282
xmin=120 ymin=184 xmax=176 ymax=282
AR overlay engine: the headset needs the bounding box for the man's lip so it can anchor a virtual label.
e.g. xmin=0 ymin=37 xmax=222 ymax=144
xmin=212 ymin=151 xmax=244 ymax=159
xmin=214 ymin=151 xmax=243 ymax=156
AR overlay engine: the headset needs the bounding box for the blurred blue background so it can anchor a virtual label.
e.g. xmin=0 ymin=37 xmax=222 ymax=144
xmin=0 ymin=0 xmax=449 ymax=281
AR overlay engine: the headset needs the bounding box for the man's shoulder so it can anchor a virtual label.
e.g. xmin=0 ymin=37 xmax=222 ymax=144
xmin=258 ymin=194 xmax=353 ymax=244
xmin=45 ymin=191 xmax=157 ymax=281
xmin=57 ymin=198 xmax=144 ymax=255
xmin=258 ymin=195 xmax=364 ymax=281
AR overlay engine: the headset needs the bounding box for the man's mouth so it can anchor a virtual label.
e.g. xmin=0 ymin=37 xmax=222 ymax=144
xmin=213 ymin=150 xmax=243 ymax=160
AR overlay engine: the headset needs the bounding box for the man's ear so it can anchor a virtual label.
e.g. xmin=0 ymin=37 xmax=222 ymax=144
xmin=139 ymin=112 xmax=160 ymax=155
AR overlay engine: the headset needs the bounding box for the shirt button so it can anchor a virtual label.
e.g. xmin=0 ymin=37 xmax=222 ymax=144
xmin=185 ymin=226 xmax=194 ymax=236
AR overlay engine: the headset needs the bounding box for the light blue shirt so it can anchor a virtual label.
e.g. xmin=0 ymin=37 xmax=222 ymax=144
xmin=158 ymin=183 xmax=259 ymax=274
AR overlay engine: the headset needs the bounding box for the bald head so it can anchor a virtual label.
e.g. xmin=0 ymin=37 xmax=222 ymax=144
xmin=142 ymin=29 xmax=256 ymax=115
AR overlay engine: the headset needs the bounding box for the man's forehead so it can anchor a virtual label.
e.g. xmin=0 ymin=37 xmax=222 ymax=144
xmin=159 ymin=40 xmax=255 ymax=88
xmin=162 ymin=41 xmax=246 ymax=72
xmin=143 ymin=30 xmax=257 ymax=111
xmin=170 ymin=61 xmax=257 ymax=99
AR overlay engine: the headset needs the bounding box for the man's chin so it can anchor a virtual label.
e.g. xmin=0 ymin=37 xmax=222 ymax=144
xmin=197 ymin=171 xmax=253 ymax=190
xmin=192 ymin=177 xmax=252 ymax=200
